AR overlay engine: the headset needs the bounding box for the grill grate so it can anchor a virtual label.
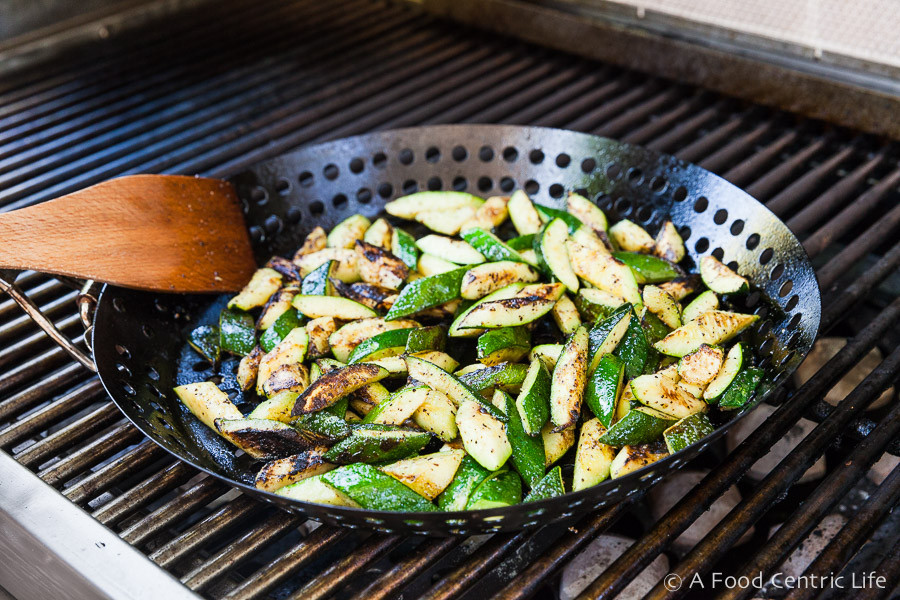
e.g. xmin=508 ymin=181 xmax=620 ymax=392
xmin=0 ymin=0 xmax=898 ymax=598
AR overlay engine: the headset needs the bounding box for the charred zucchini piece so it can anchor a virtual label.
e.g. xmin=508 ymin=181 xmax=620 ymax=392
xmin=573 ymin=418 xmax=617 ymax=491
xmin=363 ymin=217 xmax=393 ymax=249
xmin=256 ymin=328 xmax=309 ymax=397
xmin=585 ymin=354 xmax=624 ymax=428
xmin=228 ymin=268 xmax=282 ymax=311
xmin=355 ymin=240 xmax=409 ymax=290
xmin=323 ymin=424 xmax=432 ymax=464
xmin=654 ymin=310 xmax=759 ymax=357
xmin=541 ymin=421 xmax=576 ymax=467
xmin=323 ymin=463 xmax=437 ymax=511
xmin=347 ymin=328 xmax=415 ymax=363
xmin=460 ymin=261 xmax=539 ymax=300
xmin=461 ymin=196 xmax=509 ymax=231
xmin=385 ymin=191 xmax=483 ymax=219
xmin=456 ymin=400 xmax=512 ymax=471
xmin=700 ymin=255 xmax=749 ymax=294
xmin=466 ymin=469 xmax=522 ymax=509
xmin=663 ymin=412 xmax=715 ymax=454
xmin=331 ymin=280 xmax=396 ymax=313
xmin=331 ymin=317 xmax=419 ymax=363
xmin=384 ymin=267 xmax=467 ymax=320
xmin=657 ymin=275 xmax=701 ymax=301
xmin=524 ymin=466 xmax=565 ymax=502
xmin=654 ymin=220 xmax=685 ymax=263
xmin=406 ymin=325 xmax=446 ymax=353
xmin=436 ymin=454 xmax=492 ymax=511
xmin=449 ymin=282 xmax=526 ymax=337
xmin=275 ymin=474 xmax=360 ymax=507
xmin=417 ymin=253 xmax=457 ymax=276
xmin=596 ymin=406 xmax=675 ymax=446
xmin=587 ymin=305 xmax=632 ymax=373
xmin=567 ymin=192 xmax=608 ymax=234
xmin=461 ymin=227 xmax=526 ymax=263
xmin=291 ymin=363 xmax=389 ymax=416
xmin=477 ymin=327 xmax=531 ymax=366
xmin=630 ymin=373 xmax=706 ymax=419
xmin=406 ymin=354 xmax=507 ymax=420
xmin=300 ymin=259 xmax=336 ymax=297
xmin=568 ymin=241 xmax=642 ymax=307
xmin=501 ymin=391 xmax=545 ymax=488
xmin=267 ymin=256 xmax=303 ymax=282
xmin=642 ymin=285 xmax=682 ymax=330
xmin=348 ymin=382 xmax=391 ymax=417
xmin=609 ymin=219 xmax=655 ymax=253
xmin=259 ymin=308 xmax=303 ymax=353
xmin=219 ymin=307 xmax=256 ymax=356
xmin=294 ymin=248 xmax=359 ymax=283
xmin=716 ymin=367 xmax=763 ymax=410
xmin=416 ymin=235 xmax=485 ymax=265
xmin=236 ymin=346 xmax=263 ymax=392
xmin=683 ymin=290 xmax=719 ymax=323
xmin=609 ymin=443 xmax=669 ymax=479
xmin=362 ymin=386 xmax=430 ymax=425
xmin=530 ymin=343 xmax=563 ymax=371
xmin=214 ymin=418 xmax=313 ymax=460
xmin=454 ymin=282 xmax=565 ymax=330
xmin=613 ymin=252 xmax=680 ymax=284
xmin=459 ymin=362 xmax=529 ymax=391
xmin=677 ymin=344 xmax=725 ymax=386
xmin=248 ymin=389 xmax=301 ymax=422
xmin=327 ymin=214 xmax=371 ymax=249
xmin=255 ymin=449 xmax=334 ymax=492
xmin=291 ymin=295 xmax=376 ymax=320
xmin=704 ymin=343 xmax=743 ymax=400
xmin=551 ymin=294 xmax=582 ymax=334
xmin=614 ymin=311 xmax=651 ymax=380
xmin=294 ymin=227 xmax=327 ymax=258
xmin=305 ymin=316 xmax=337 ymax=358
xmin=175 ymin=382 xmax=243 ymax=430
xmin=507 ymin=190 xmax=543 ymax=235
xmin=391 ymin=227 xmax=420 ymax=270
xmin=411 ymin=389 xmax=458 ymax=442
xmin=292 ymin=411 xmax=353 ymax=444
xmin=188 ymin=325 xmax=220 ymax=363
xmin=549 ymin=325 xmax=589 ymax=431
xmin=534 ymin=218 xmax=579 ymax=292
xmin=379 ymin=449 xmax=465 ymax=500
xmin=515 ymin=359 xmax=551 ymax=436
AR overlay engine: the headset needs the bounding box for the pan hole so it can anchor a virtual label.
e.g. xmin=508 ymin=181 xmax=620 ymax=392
xmin=286 ymin=207 xmax=302 ymax=224
xmin=694 ymin=196 xmax=708 ymax=213
xmin=427 ymin=177 xmax=443 ymax=191
xmin=357 ymin=188 xmax=372 ymax=204
xmin=581 ymin=158 xmax=596 ymax=173
xmin=727 ymin=260 xmax=739 ymax=272
xmin=298 ymin=171 xmax=314 ymax=187
xmin=730 ymin=219 xmax=745 ymax=235
xmin=770 ymin=263 xmax=785 ymax=280
xmin=141 ymin=325 xmax=154 ymax=339
xmin=614 ymin=197 xmax=632 ymax=215
xmin=673 ymin=186 xmax=687 ymax=202
xmin=402 ymin=180 xmax=418 ymax=194
xmin=575 ymin=188 xmax=588 ymax=198
xmin=760 ymin=337 xmax=775 ymax=355
xmin=786 ymin=295 xmax=799 ymax=311
xmin=477 ymin=177 xmax=493 ymax=192
xmin=679 ymin=225 xmax=691 ymax=241
xmin=626 ymin=167 xmax=643 ymax=184
xmin=779 ymin=280 xmax=793 ymax=297
xmin=377 ymin=183 xmax=393 ymax=198
xmin=694 ymin=237 xmax=710 ymax=253
xmin=502 ymin=146 xmax=518 ymax=162
xmin=264 ymin=215 xmax=281 ymax=235
xmin=757 ymin=320 xmax=773 ymax=337
xmin=452 ymin=177 xmax=467 ymax=191
xmin=425 ymin=147 xmax=441 ymax=163
xmin=147 ymin=366 xmax=160 ymax=381
xmin=275 ymin=179 xmax=290 ymax=195
xmin=479 ymin=146 xmax=494 ymax=162
xmin=780 ymin=350 xmax=797 ymax=366
xmin=372 ymin=152 xmax=387 ymax=169
xmin=754 ymin=306 xmax=769 ymax=320
xmin=499 ymin=177 xmax=515 ymax=193
xmin=115 ymin=344 xmax=130 ymax=358
xmin=714 ymin=209 xmax=728 ymax=224
xmin=788 ymin=330 xmax=802 ymax=348
xmin=759 ymin=247 xmax=774 ymax=265
xmin=606 ymin=163 xmax=621 ymax=180
xmin=323 ymin=164 xmax=339 ymax=180
xmin=649 ymin=175 xmax=668 ymax=192
xmin=193 ymin=360 xmax=211 ymax=372
xmin=712 ymin=247 xmax=725 ymax=260
xmin=309 ymin=201 xmax=324 ymax=216
xmin=398 ymin=149 xmax=414 ymax=165
xmin=556 ymin=153 xmax=571 ymax=168
xmin=746 ymin=233 xmax=760 ymax=250
xmin=549 ymin=183 xmax=564 ymax=198
xmin=529 ymin=149 xmax=544 ymax=164
xmin=249 ymin=226 xmax=264 ymax=243
xmin=349 ymin=158 xmax=365 ymax=173
xmin=524 ymin=180 xmax=539 ymax=195
xmin=453 ymin=146 xmax=468 ymax=162
xmin=636 ymin=205 xmax=653 ymax=223
xmin=122 ymin=383 xmax=136 ymax=396
xmin=250 ymin=187 xmax=267 ymax=205
xmin=112 ymin=297 xmax=126 ymax=313
xmin=115 ymin=363 xmax=131 ymax=377
xmin=597 ymin=194 xmax=613 ymax=211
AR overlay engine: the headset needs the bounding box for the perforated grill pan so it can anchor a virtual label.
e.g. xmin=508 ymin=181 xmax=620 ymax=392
xmin=91 ymin=125 xmax=820 ymax=535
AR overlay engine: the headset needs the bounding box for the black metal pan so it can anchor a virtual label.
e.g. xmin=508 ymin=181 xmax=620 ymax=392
xmin=24 ymin=125 xmax=822 ymax=534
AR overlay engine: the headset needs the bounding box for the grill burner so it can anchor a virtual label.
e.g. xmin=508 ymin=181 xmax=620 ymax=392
xmin=0 ymin=0 xmax=897 ymax=598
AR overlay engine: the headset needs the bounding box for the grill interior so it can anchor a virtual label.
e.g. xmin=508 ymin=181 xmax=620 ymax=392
xmin=0 ymin=0 xmax=898 ymax=598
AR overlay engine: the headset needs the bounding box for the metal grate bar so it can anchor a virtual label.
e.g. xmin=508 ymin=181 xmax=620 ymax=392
xmin=816 ymin=203 xmax=900 ymax=289
xmin=745 ymin=137 xmax=828 ymax=201
xmin=63 ymin=439 xmax=167 ymax=504
xmin=353 ymin=537 xmax=462 ymax=600
xmin=697 ymin=121 xmax=776 ymax=174
xmin=673 ymin=112 xmax=752 ymax=164
xmin=765 ymin=145 xmax=860 ymax=216
xmin=720 ymin=130 xmax=799 ymax=186
xmin=0 ymin=361 xmax=91 ymax=422
xmin=91 ymin=460 xmax=197 ymax=525
xmin=0 ymin=313 xmax=81 ymax=371
xmin=13 ymin=401 xmax=122 ymax=467
xmin=38 ymin=421 xmax=143 ymax=487
xmin=856 ymin=538 xmax=900 ymax=600
xmin=0 ymin=378 xmax=104 ymax=449
xmin=620 ymin=94 xmax=711 ymax=146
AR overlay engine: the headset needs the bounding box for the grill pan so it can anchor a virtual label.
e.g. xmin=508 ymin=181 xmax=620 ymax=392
xmin=42 ymin=125 xmax=820 ymax=534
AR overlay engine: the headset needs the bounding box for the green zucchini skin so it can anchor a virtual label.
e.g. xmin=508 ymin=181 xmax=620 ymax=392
xmin=514 ymin=359 xmax=551 ymax=436
xmin=612 ymin=252 xmax=680 ymax=284
xmin=523 ymin=466 xmax=565 ymax=502
xmin=346 ymin=328 xmax=415 ymax=363
xmin=596 ymin=407 xmax=676 ymax=446
xmin=301 ymin=259 xmax=336 ymax=296
xmin=406 ymin=355 xmax=508 ymax=421
xmin=323 ymin=425 xmax=431 ymax=464
xmin=466 ymin=470 xmax=523 ymax=509
xmin=259 ymin=309 xmax=303 ymax=353
xmin=614 ymin=312 xmax=650 ymax=380
xmin=664 ymin=412 xmax=716 ymax=453
xmin=587 ymin=305 xmax=632 ymax=372
xmin=436 ymin=455 xmax=492 ymax=511
xmin=458 ymin=362 xmax=529 ymax=391
xmin=716 ymin=368 xmax=764 ymax=409
xmin=503 ymin=392 xmax=546 ymax=488
xmin=584 ymin=354 xmax=624 ymax=428
xmin=507 ymin=234 xmax=536 ymax=250
xmin=391 ymin=228 xmax=421 ymax=270
xmin=461 ymin=227 xmax=526 ymax=263
xmin=477 ymin=327 xmax=531 ymax=365
xmin=406 ymin=325 xmax=447 ymax=353
xmin=323 ymin=463 xmax=437 ymax=512
xmin=188 ymin=325 xmax=220 ymax=363
xmin=292 ymin=411 xmax=352 ymax=444
xmin=533 ymin=204 xmax=582 ymax=233
xmin=640 ymin=310 xmax=671 ymax=345
xmin=385 ymin=268 xmax=467 ymax=320
xmin=219 ymin=307 xmax=257 ymax=356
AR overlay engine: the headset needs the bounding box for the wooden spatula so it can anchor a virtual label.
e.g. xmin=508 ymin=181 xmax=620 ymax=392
xmin=0 ymin=175 xmax=257 ymax=293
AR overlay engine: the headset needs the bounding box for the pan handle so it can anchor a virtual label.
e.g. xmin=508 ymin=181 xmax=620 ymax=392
xmin=0 ymin=270 xmax=98 ymax=373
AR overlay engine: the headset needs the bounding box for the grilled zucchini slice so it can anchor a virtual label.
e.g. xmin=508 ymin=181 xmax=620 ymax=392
xmin=501 ymin=391 xmax=546 ymax=488
xmin=323 ymin=463 xmax=437 ymax=511
xmin=275 ymin=474 xmax=360 ymax=507
xmin=385 ymin=191 xmax=483 ymax=219
xmin=214 ymin=418 xmax=312 ymax=460
xmin=566 ymin=192 xmax=608 ymax=234
xmin=573 ymin=418 xmax=617 ymax=491
xmin=529 ymin=343 xmax=563 ymax=371
xmin=294 ymin=248 xmax=359 ymax=283
xmin=456 ymin=400 xmax=512 ymax=471
xmin=704 ymin=343 xmax=743 ymax=400
xmin=609 ymin=443 xmax=668 ymax=479
xmin=460 ymin=261 xmax=539 ymax=300
xmin=587 ymin=305 xmax=632 ymax=373
xmin=630 ymin=373 xmax=706 ymax=419
xmin=291 ymin=363 xmax=389 ymax=415
xmin=568 ymin=241 xmax=642 ymax=307
xmin=256 ymin=327 xmax=310 ymax=397
xmin=436 ymin=454 xmax=492 ymax=511
xmin=461 ymin=227 xmax=526 ymax=263
xmin=663 ymin=412 xmax=715 ymax=454
xmin=294 ymin=226 xmax=327 ymax=258
xmin=466 ymin=470 xmax=522 ymax=509
xmin=411 ymin=389 xmax=459 ymax=442
xmin=379 ymin=449 xmax=465 ymax=500
xmin=255 ymin=449 xmax=334 ymax=492
xmin=385 ymin=268 xmax=467 ymax=320
xmin=654 ymin=220 xmax=686 ymax=263
xmin=174 ymin=382 xmax=243 ymax=431
xmin=575 ymin=288 xmax=623 ymax=323
xmin=613 ymin=252 xmax=680 ymax=284
xmin=461 ymin=195 xmax=509 ymax=231
xmin=228 ymin=268 xmax=282 ymax=311
xmin=416 ymin=235 xmax=485 ymax=264
xmin=535 ymin=218 xmax=579 ymax=292
xmin=596 ymin=406 xmax=675 ymax=446
xmin=654 ymin=310 xmax=758 ymax=357
xmin=453 ymin=282 xmax=565 ymax=330
xmin=300 ymin=260 xmax=337 ymax=297
xmin=642 ymin=285 xmax=681 ymax=330
xmin=477 ymin=327 xmax=530 ymax=366
xmin=551 ymin=294 xmax=582 ymax=334
xmin=323 ymin=425 xmax=432 ymax=464
xmin=363 ymin=217 xmax=393 ymax=249
xmin=326 ymin=215 xmax=371 ymax=249
xmin=219 ymin=307 xmax=256 ymax=356
xmin=700 ymin=255 xmax=749 ymax=294
xmin=524 ymin=466 xmax=565 ymax=501
xmin=362 ymin=386 xmax=430 ymax=425
xmin=259 ymin=308 xmax=303 ymax=353
xmin=584 ymin=354 xmax=624 ymax=428
xmin=608 ymin=219 xmax=655 ymax=253
xmin=188 ymin=325 xmax=220 ymax=364
xmin=549 ymin=325 xmax=589 ymax=431
xmin=391 ymin=227 xmax=420 ymax=269
xmin=541 ymin=421 xmax=575 ymax=467
xmin=292 ymin=295 xmax=376 ymax=320
xmin=677 ymin=344 xmax=725 ymax=386
xmin=355 ymin=240 xmax=409 ymax=290
xmin=507 ymin=189 xmax=543 ymax=235
xmin=682 ymin=290 xmax=719 ymax=323
xmin=515 ymin=358 xmax=552 ymax=436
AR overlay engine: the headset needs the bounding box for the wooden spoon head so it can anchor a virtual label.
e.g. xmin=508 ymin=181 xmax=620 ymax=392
xmin=0 ymin=175 xmax=257 ymax=293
